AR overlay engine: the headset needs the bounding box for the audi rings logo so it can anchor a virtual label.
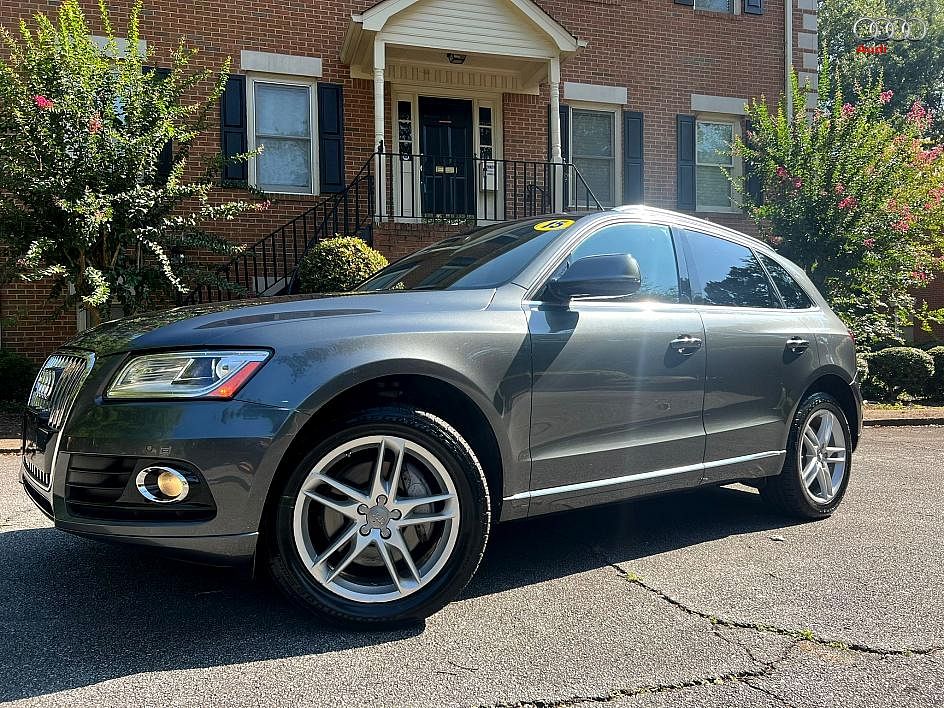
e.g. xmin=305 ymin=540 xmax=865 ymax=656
xmin=853 ymin=16 xmax=928 ymax=41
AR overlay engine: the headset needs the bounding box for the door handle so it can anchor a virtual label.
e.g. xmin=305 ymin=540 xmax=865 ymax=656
xmin=669 ymin=335 xmax=703 ymax=354
xmin=786 ymin=337 xmax=810 ymax=353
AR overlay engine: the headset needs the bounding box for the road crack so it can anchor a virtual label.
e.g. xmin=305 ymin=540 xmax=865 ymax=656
xmin=600 ymin=554 xmax=944 ymax=658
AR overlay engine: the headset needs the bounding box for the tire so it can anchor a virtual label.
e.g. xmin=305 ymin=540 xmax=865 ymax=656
xmin=761 ymin=392 xmax=852 ymax=519
xmin=266 ymin=405 xmax=491 ymax=627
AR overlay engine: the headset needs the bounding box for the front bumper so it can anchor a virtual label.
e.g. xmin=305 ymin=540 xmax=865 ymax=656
xmin=21 ymin=369 xmax=301 ymax=565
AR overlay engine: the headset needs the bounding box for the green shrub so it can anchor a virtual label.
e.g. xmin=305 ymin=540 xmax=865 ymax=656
xmin=297 ymin=237 xmax=388 ymax=293
xmin=867 ymin=347 xmax=935 ymax=400
xmin=855 ymin=352 xmax=870 ymax=383
xmin=926 ymin=346 xmax=944 ymax=399
xmin=0 ymin=349 xmax=38 ymax=403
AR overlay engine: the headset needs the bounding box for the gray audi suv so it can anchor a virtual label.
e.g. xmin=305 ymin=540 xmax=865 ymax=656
xmin=20 ymin=206 xmax=862 ymax=626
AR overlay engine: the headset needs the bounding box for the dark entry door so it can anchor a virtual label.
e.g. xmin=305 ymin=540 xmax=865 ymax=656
xmin=419 ymin=97 xmax=475 ymax=217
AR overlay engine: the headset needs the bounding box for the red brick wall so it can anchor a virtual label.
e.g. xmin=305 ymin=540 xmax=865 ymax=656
xmin=0 ymin=0 xmax=794 ymax=359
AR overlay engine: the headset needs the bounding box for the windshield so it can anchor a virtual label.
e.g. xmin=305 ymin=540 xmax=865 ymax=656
xmin=358 ymin=218 xmax=582 ymax=291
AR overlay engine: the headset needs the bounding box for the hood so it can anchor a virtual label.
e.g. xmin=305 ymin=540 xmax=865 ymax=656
xmin=65 ymin=289 xmax=496 ymax=357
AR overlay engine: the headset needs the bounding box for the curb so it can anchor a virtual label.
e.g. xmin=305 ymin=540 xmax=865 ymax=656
xmin=863 ymin=417 xmax=944 ymax=427
xmin=0 ymin=440 xmax=21 ymax=454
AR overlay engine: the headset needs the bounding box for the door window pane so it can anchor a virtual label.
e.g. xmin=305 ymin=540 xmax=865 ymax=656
xmin=760 ymin=254 xmax=813 ymax=309
xmin=572 ymin=109 xmax=616 ymax=207
xmin=565 ymin=223 xmax=680 ymax=303
xmin=685 ymin=230 xmax=778 ymax=308
xmin=695 ymin=121 xmax=734 ymax=210
xmin=254 ymin=82 xmax=313 ymax=193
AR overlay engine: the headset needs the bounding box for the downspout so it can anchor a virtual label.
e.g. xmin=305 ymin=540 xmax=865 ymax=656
xmin=785 ymin=0 xmax=794 ymax=124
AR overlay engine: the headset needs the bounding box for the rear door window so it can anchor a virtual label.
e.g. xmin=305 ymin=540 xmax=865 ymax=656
xmin=760 ymin=254 xmax=814 ymax=309
xmin=683 ymin=230 xmax=779 ymax=308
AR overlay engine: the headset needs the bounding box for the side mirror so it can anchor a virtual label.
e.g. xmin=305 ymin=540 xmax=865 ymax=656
xmin=547 ymin=253 xmax=642 ymax=300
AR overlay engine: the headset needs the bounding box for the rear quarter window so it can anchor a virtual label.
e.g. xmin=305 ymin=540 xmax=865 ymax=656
xmin=760 ymin=254 xmax=814 ymax=309
xmin=683 ymin=230 xmax=779 ymax=308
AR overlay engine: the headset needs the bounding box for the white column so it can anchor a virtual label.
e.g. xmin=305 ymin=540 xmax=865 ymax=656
xmin=373 ymin=39 xmax=386 ymax=217
xmin=548 ymin=57 xmax=564 ymax=212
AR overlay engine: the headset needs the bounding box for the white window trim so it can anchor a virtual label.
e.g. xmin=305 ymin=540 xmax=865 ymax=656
xmin=246 ymin=73 xmax=319 ymax=196
xmin=694 ymin=115 xmax=742 ymax=214
xmin=568 ymin=102 xmax=622 ymax=208
xmin=388 ymin=86 xmax=504 ymax=223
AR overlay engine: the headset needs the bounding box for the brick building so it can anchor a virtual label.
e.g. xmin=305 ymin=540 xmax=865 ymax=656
xmin=0 ymin=0 xmax=826 ymax=361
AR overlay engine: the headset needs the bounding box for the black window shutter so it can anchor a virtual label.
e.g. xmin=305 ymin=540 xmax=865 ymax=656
xmin=547 ymin=104 xmax=570 ymax=162
xmin=317 ymin=83 xmax=345 ymax=193
xmin=622 ymin=111 xmax=644 ymax=204
xmin=145 ymin=67 xmax=173 ymax=181
xmin=743 ymin=0 xmax=764 ymax=15
xmin=743 ymin=119 xmax=763 ymax=206
xmin=674 ymin=0 xmax=695 ymax=5
xmin=220 ymin=75 xmax=248 ymax=184
xmin=677 ymin=114 xmax=696 ymax=211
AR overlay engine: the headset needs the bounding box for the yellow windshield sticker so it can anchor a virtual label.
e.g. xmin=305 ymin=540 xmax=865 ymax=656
xmin=534 ymin=218 xmax=575 ymax=232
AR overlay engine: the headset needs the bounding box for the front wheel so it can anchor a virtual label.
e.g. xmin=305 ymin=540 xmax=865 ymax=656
xmin=761 ymin=392 xmax=852 ymax=519
xmin=266 ymin=406 xmax=491 ymax=627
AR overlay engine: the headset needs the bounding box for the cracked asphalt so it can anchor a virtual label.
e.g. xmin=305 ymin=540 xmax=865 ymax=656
xmin=1 ymin=426 xmax=942 ymax=707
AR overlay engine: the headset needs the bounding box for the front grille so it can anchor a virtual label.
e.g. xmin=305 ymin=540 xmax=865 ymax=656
xmin=28 ymin=352 xmax=94 ymax=430
xmin=23 ymin=457 xmax=50 ymax=489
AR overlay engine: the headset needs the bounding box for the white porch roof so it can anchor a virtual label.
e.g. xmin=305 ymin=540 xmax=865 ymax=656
xmin=340 ymin=0 xmax=586 ymax=92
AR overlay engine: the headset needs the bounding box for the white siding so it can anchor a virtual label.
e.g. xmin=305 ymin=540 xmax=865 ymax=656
xmin=380 ymin=0 xmax=556 ymax=58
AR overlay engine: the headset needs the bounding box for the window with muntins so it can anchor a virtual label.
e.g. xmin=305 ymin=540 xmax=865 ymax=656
xmin=696 ymin=0 xmax=734 ymax=12
xmin=564 ymin=223 xmax=680 ymax=303
xmin=253 ymin=81 xmax=315 ymax=194
xmin=572 ymin=109 xmax=616 ymax=207
xmin=695 ymin=121 xmax=734 ymax=210
xmin=685 ymin=230 xmax=778 ymax=308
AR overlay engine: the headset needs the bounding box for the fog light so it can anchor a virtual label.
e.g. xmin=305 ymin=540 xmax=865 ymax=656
xmin=135 ymin=466 xmax=190 ymax=503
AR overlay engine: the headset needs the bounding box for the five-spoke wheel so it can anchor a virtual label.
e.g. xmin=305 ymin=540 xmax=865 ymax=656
xmin=267 ymin=406 xmax=490 ymax=626
xmin=762 ymin=392 xmax=853 ymax=518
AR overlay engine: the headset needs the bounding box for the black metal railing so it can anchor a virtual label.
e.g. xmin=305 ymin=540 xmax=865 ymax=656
xmin=184 ymin=164 xmax=374 ymax=304
xmin=181 ymin=149 xmax=603 ymax=304
xmin=369 ymin=150 xmax=603 ymax=222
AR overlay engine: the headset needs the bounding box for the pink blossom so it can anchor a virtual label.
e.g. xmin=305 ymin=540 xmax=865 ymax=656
xmin=776 ymin=166 xmax=789 ymax=180
xmin=911 ymin=270 xmax=928 ymax=282
xmin=88 ymin=115 xmax=102 ymax=134
xmin=793 ymin=178 xmax=803 ymax=189
xmin=879 ymin=90 xmax=894 ymax=105
xmin=863 ymin=238 xmax=875 ymax=249
xmin=919 ymin=146 xmax=943 ymax=162
xmin=834 ymin=183 xmax=845 ymax=194
xmin=767 ymin=235 xmax=783 ymax=246
xmin=894 ymin=218 xmax=912 ymax=233
xmin=841 ymin=103 xmax=855 ymax=117
xmin=33 ymin=95 xmax=53 ymax=110
xmin=255 ymin=200 xmax=272 ymax=211
xmin=838 ymin=196 xmax=858 ymax=210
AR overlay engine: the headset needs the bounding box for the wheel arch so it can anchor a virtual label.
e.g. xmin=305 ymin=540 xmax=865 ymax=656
xmin=257 ymin=370 xmax=508 ymax=542
xmin=800 ymin=371 xmax=860 ymax=450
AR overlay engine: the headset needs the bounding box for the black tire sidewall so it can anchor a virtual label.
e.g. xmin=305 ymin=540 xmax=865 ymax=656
xmin=268 ymin=406 xmax=490 ymax=625
xmin=784 ymin=393 xmax=853 ymax=516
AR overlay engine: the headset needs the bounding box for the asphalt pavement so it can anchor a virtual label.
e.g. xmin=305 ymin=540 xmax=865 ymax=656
xmin=1 ymin=426 xmax=942 ymax=707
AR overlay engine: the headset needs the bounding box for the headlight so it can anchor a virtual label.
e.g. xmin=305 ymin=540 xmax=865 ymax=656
xmin=106 ymin=350 xmax=270 ymax=399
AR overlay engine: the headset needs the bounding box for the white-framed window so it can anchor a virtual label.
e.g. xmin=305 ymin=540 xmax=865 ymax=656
xmin=247 ymin=76 xmax=318 ymax=195
xmin=695 ymin=119 xmax=739 ymax=212
xmin=695 ymin=0 xmax=735 ymax=13
xmin=571 ymin=107 xmax=619 ymax=208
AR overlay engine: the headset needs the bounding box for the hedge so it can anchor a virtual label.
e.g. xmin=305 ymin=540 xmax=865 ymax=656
xmin=0 ymin=349 xmax=38 ymax=403
xmin=867 ymin=347 xmax=935 ymax=399
xmin=296 ymin=236 xmax=388 ymax=294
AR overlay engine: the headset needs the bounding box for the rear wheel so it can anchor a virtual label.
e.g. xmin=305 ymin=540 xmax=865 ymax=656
xmin=266 ymin=406 xmax=490 ymax=627
xmin=761 ymin=392 xmax=852 ymax=519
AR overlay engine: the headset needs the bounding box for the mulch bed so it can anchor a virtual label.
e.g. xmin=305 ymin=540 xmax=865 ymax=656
xmin=863 ymin=404 xmax=944 ymax=421
xmin=0 ymin=407 xmax=23 ymax=440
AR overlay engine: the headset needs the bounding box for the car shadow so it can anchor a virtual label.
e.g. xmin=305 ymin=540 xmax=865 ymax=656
xmin=0 ymin=484 xmax=806 ymax=701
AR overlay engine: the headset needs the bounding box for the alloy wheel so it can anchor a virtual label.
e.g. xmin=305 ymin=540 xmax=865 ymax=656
xmin=798 ymin=409 xmax=847 ymax=505
xmin=292 ymin=435 xmax=461 ymax=603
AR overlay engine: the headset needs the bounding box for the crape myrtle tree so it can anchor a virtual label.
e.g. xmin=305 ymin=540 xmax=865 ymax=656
xmin=735 ymin=62 xmax=944 ymax=347
xmin=0 ymin=0 xmax=264 ymax=327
